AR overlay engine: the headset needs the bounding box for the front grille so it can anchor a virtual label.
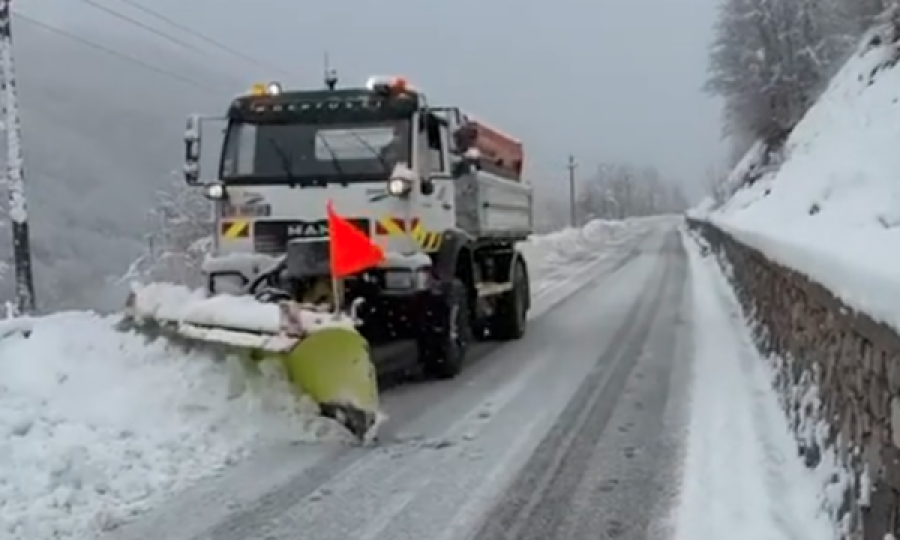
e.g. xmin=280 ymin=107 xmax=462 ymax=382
xmin=253 ymin=219 xmax=370 ymax=255
xmin=253 ymin=232 xmax=284 ymax=255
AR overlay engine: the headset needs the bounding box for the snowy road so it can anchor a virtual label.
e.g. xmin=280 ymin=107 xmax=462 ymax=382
xmin=6 ymin=218 xmax=835 ymax=539
xmin=472 ymin=229 xmax=688 ymax=540
xmin=103 ymin=222 xmax=690 ymax=540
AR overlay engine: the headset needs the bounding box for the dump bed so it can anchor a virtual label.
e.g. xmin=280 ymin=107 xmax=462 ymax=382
xmin=469 ymin=121 xmax=524 ymax=181
xmin=453 ymin=116 xmax=533 ymax=241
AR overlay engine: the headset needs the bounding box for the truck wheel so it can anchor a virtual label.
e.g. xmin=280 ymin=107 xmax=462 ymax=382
xmin=417 ymin=278 xmax=472 ymax=379
xmin=488 ymin=259 xmax=528 ymax=340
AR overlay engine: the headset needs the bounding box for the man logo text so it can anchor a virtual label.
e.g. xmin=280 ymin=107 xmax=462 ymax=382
xmin=287 ymin=222 xmax=328 ymax=238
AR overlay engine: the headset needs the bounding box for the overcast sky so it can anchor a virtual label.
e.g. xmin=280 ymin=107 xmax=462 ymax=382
xmin=20 ymin=0 xmax=723 ymax=198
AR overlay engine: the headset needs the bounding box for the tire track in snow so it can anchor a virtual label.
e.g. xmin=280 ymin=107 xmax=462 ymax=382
xmin=549 ymin=237 xmax=691 ymax=540
xmin=472 ymin=230 xmax=685 ymax=540
xmin=237 ymin=229 xmax=674 ymax=540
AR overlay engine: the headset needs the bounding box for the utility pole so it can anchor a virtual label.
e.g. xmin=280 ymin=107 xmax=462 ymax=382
xmin=0 ymin=0 xmax=36 ymax=314
xmin=567 ymin=155 xmax=577 ymax=227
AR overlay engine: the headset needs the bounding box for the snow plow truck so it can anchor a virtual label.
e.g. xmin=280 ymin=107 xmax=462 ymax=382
xmin=122 ymin=75 xmax=534 ymax=441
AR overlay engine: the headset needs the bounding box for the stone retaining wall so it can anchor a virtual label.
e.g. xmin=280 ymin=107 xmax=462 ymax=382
xmin=687 ymin=218 xmax=900 ymax=539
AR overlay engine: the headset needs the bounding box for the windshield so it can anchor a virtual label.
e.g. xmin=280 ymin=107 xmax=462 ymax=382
xmin=219 ymin=120 xmax=411 ymax=183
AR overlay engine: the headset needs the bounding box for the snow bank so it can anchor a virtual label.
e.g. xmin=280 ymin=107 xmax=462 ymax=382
xmin=706 ymin=28 xmax=900 ymax=332
xmin=0 ymin=312 xmax=350 ymax=539
xmin=674 ymin=231 xmax=839 ymax=539
xmin=685 ymin=196 xmax=715 ymax=220
xmin=518 ymin=218 xmax=632 ymax=282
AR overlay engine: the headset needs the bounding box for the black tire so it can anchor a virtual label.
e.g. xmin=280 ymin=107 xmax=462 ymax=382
xmin=417 ymin=278 xmax=472 ymax=379
xmin=488 ymin=259 xmax=528 ymax=340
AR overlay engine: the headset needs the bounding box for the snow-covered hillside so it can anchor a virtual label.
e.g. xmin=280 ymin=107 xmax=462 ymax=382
xmin=0 ymin=18 xmax=238 ymax=312
xmin=695 ymin=26 xmax=900 ymax=332
xmin=0 ymin=220 xmax=629 ymax=540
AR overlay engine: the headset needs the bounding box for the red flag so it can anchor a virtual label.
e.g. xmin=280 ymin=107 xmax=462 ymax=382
xmin=327 ymin=201 xmax=384 ymax=278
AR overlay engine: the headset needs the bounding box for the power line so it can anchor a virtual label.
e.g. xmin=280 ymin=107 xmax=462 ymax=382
xmin=13 ymin=12 xmax=217 ymax=91
xmin=75 ymin=0 xmax=205 ymax=56
xmin=106 ymin=0 xmax=293 ymax=78
xmin=567 ymin=155 xmax=577 ymax=227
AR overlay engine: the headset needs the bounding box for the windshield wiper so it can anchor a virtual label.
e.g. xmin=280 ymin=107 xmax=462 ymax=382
xmin=266 ymin=137 xmax=303 ymax=188
xmin=347 ymin=130 xmax=391 ymax=174
xmin=315 ymin=135 xmax=348 ymax=186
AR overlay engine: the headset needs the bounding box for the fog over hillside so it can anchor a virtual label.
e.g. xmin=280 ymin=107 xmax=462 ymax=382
xmin=0 ymin=16 xmax=578 ymax=312
xmin=0 ymin=8 xmax=644 ymax=312
xmin=0 ymin=19 xmax=241 ymax=311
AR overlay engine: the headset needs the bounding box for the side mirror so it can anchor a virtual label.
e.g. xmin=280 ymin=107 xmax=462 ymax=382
xmin=184 ymin=114 xmax=202 ymax=185
xmin=452 ymin=124 xmax=477 ymax=154
xmin=421 ymin=178 xmax=435 ymax=195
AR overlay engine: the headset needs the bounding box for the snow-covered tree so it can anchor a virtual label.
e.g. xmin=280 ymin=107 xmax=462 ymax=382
xmin=118 ymin=172 xmax=212 ymax=287
xmin=575 ymin=162 xmax=689 ymax=222
xmin=705 ymin=0 xmax=883 ymax=144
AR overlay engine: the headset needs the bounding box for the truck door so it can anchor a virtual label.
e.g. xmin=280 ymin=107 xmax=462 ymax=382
xmin=423 ymin=113 xmax=450 ymax=177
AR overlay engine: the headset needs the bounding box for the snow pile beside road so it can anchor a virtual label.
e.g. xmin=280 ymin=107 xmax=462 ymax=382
xmin=702 ymin=27 xmax=900 ymax=331
xmin=519 ymin=218 xmax=632 ymax=283
xmin=0 ymin=312 xmax=348 ymax=540
xmin=674 ymin=233 xmax=838 ymax=540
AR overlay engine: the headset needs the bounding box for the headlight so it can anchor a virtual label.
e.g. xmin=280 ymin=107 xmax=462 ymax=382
xmin=204 ymin=183 xmax=226 ymax=200
xmin=266 ymin=82 xmax=282 ymax=95
xmin=387 ymin=177 xmax=411 ymax=196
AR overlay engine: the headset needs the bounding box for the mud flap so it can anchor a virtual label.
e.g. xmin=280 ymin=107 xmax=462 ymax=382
xmin=280 ymin=327 xmax=380 ymax=440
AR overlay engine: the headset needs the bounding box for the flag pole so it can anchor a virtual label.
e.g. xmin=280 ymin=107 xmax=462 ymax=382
xmin=326 ymin=198 xmax=384 ymax=319
xmin=331 ymin=274 xmax=343 ymax=318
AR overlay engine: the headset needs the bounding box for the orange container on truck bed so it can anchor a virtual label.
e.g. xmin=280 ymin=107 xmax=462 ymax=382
xmin=468 ymin=120 xmax=524 ymax=181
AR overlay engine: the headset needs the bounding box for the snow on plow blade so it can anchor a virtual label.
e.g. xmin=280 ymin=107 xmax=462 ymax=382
xmin=122 ymin=284 xmax=381 ymax=441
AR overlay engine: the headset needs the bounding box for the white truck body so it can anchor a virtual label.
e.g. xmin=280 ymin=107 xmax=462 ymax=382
xmin=454 ymin=169 xmax=533 ymax=237
xmin=210 ymin=158 xmax=532 ymax=272
xmin=184 ymin=79 xmax=533 ymax=281
xmin=173 ymin=77 xmax=535 ymax=392
xmin=213 ymin=167 xmax=532 ymax=257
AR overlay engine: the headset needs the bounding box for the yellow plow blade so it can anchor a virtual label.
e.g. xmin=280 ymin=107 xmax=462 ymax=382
xmin=279 ymin=327 xmax=379 ymax=439
xmin=120 ymin=286 xmax=381 ymax=441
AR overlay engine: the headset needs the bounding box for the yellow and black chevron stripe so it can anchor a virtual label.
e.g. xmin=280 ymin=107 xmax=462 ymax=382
xmin=411 ymin=223 xmax=442 ymax=251
xmin=220 ymin=219 xmax=250 ymax=239
xmin=377 ymin=216 xmax=442 ymax=251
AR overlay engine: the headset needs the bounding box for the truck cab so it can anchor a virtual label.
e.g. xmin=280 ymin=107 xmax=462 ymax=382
xmin=183 ymin=76 xmax=533 ymax=379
